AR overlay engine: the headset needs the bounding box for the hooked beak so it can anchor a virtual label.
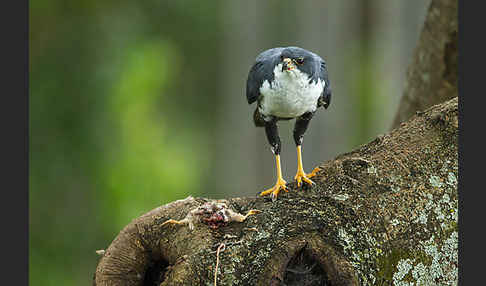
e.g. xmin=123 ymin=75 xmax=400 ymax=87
xmin=282 ymin=58 xmax=294 ymax=72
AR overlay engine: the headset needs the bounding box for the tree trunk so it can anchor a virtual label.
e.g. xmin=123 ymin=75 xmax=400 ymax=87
xmin=390 ymin=0 xmax=457 ymax=129
xmin=93 ymin=97 xmax=458 ymax=286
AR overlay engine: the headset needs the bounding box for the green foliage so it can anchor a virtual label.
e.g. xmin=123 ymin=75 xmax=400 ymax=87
xmin=30 ymin=1 xmax=219 ymax=285
xmin=101 ymin=41 xmax=208 ymax=230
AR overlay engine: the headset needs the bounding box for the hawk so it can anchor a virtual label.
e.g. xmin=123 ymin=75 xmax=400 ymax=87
xmin=246 ymin=46 xmax=332 ymax=199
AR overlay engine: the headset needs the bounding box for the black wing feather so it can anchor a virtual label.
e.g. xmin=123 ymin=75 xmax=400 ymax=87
xmin=246 ymin=61 xmax=266 ymax=104
xmin=317 ymin=60 xmax=332 ymax=109
xmin=246 ymin=48 xmax=283 ymax=104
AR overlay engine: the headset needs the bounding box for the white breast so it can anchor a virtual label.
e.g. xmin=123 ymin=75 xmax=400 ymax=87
xmin=259 ymin=63 xmax=324 ymax=118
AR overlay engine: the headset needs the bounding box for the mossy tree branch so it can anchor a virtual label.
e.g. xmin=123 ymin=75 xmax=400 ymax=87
xmin=94 ymin=97 xmax=458 ymax=286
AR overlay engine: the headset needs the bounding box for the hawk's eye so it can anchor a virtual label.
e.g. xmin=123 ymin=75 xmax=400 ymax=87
xmin=294 ymin=57 xmax=304 ymax=65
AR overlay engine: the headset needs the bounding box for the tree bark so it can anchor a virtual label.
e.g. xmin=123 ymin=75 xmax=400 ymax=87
xmin=390 ymin=0 xmax=457 ymax=129
xmin=93 ymin=97 xmax=458 ymax=286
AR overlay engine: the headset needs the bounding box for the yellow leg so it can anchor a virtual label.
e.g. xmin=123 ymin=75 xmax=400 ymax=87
xmin=260 ymin=155 xmax=287 ymax=199
xmin=294 ymin=145 xmax=320 ymax=187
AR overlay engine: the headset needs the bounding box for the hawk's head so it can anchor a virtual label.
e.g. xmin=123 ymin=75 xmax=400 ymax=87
xmin=278 ymin=47 xmax=319 ymax=78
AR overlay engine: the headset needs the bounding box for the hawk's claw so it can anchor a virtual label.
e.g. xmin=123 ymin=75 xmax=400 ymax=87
xmin=295 ymin=171 xmax=315 ymax=187
xmin=307 ymin=167 xmax=321 ymax=178
xmin=295 ymin=167 xmax=321 ymax=187
xmin=260 ymin=178 xmax=288 ymax=200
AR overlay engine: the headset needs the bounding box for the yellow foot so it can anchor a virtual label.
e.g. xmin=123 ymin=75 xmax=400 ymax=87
xmin=259 ymin=178 xmax=288 ymax=200
xmin=294 ymin=171 xmax=314 ymax=187
xmin=307 ymin=167 xmax=321 ymax=178
xmin=295 ymin=167 xmax=321 ymax=187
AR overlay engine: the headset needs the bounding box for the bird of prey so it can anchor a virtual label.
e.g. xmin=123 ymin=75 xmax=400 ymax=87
xmin=246 ymin=46 xmax=332 ymax=199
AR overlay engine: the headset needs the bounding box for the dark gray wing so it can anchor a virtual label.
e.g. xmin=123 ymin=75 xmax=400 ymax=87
xmin=317 ymin=59 xmax=332 ymax=109
xmin=246 ymin=48 xmax=283 ymax=104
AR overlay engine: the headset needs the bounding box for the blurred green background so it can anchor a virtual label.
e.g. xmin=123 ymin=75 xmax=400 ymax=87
xmin=30 ymin=1 xmax=430 ymax=285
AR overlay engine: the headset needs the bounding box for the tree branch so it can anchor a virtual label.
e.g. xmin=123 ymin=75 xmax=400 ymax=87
xmin=94 ymin=97 xmax=458 ymax=286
